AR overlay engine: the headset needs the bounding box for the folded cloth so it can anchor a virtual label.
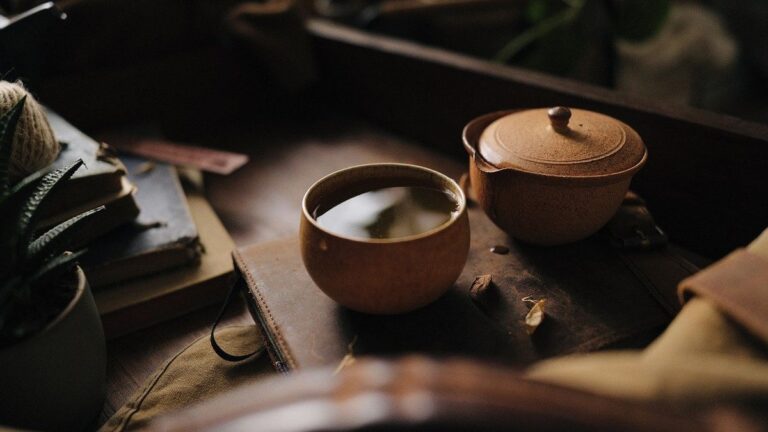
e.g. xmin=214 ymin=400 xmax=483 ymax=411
xmin=528 ymin=228 xmax=768 ymax=421
xmin=100 ymin=325 xmax=275 ymax=432
xmin=104 ymin=230 xmax=768 ymax=429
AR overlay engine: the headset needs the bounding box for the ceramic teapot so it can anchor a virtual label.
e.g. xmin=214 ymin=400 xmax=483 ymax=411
xmin=463 ymin=107 xmax=647 ymax=245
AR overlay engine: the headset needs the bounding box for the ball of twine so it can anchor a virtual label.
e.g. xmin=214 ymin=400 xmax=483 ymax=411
xmin=0 ymin=81 xmax=60 ymax=181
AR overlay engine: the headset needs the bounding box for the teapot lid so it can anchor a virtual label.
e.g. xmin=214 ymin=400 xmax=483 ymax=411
xmin=478 ymin=107 xmax=647 ymax=178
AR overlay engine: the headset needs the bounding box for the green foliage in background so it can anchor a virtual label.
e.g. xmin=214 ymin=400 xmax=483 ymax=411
xmin=495 ymin=0 xmax=669 ymax=76
xmin=0 ymin=98 xmax=102 ymax=347
xmin=611 ymin=0 xmax=670 ymax=41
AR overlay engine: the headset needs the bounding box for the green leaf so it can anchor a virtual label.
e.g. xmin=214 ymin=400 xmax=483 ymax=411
xmin=526 ymin=0 xmax=550 ymax=23
xmin=25 ymin=251 xmax=81 ymax=292
xmin=27 ymin=250 xmax=84 ymax=292
xmin=0 ymin=169 xmax=48 ymax=276
xmin=0 ymin=167 xmax=47 ymax=218
xmin=495 ymin=0 xmax=585 ymax=64
xmin=16 ymin=159 xmax=84 ymax=258
xmin=25 ymin=206 xmax=104 ymax=270
xmin=5 ymin=167 xmax=48 ymax=199
xmin=611 ymin=0 xmax=670 ymax=42
xmin=0 ymin=97 xmax=27 ymax=196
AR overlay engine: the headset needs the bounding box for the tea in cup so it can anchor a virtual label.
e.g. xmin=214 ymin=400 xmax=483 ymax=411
xmin=300 ymin=163 xmax=470 ymax=314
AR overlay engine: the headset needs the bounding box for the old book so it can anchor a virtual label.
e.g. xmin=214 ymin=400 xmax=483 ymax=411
xmin=81 ymin=156 xmax=201 ymax=288
xmin=51 ymin=176 xmax=139 ymax=251
xmin=43 ymin=109 xmax=133 ymax=221
xmin=236 ymin=205 xmax=699 ymax=371
xmin=94 ymin=189 xmax=236 ymax=339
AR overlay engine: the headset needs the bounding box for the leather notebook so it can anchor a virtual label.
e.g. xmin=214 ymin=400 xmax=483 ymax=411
xmin=236 ymin=202 xmax=699 ymax=371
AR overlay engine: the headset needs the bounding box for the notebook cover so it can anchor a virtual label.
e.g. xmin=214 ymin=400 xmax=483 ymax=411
xmin=237 ymin=207 xmax=698 ymax=371
xmin=81 ymin=156 xmax=201 ymax=288
xmin=94 ymin=189 xmax=235 ymax=339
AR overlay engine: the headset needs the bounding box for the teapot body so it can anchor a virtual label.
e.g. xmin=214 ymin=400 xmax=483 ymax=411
xmin=463 ymin=109 xmax=646 ymax=246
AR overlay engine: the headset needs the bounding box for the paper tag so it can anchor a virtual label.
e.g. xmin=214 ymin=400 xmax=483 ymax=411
xmin=113 ymin=139 xmax=249 ymax=175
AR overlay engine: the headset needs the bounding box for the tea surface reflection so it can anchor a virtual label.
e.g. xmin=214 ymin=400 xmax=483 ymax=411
xmin=315 ymin=186 xmax=458 ymax=240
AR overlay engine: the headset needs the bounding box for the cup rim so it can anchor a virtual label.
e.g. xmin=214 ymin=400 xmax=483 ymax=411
xmin=302 ymin=163 xmax=467 ymax=244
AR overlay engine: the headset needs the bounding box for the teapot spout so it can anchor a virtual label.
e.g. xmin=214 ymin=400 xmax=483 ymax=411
xmin=463 ymin=110 xmax=517 ymax=174
xmin=472 ymin=152 xmax=503 ymax=173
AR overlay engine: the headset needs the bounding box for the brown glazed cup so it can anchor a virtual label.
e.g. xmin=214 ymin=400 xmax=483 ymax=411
xmin=300 ymin=163 xmax=470 ymax=314
xmin=464 ymin=107 xmax=647 ymax=246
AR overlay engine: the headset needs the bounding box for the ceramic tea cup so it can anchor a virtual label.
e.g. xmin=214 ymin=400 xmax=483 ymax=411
xmin=300 ymin=163 xmax=470 ymax=314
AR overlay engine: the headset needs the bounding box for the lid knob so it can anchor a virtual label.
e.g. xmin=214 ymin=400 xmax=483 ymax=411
xmin=547 ymin=106 xmax=571 ymax=134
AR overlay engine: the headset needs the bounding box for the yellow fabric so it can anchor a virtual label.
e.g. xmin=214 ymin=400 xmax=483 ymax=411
xmin=103 ymin=229 xmax=768 ymax=428
xmin=528 ymin=229 xmax=768 ymax=410
xmin=528 ymin=299 xmax=768 ymax=408
xmin=747 ymin=228 xmax=768 ymax=260
xmin=100 ymin=325 xmax=275 ymax=432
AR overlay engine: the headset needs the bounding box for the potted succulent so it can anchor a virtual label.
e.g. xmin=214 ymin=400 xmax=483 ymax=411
xmin=0 ymin=98 xmax=107 ymax=431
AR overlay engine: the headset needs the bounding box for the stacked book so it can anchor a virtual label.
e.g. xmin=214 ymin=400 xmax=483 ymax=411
xmin=46 ymin=110 xmax=235 ymax=339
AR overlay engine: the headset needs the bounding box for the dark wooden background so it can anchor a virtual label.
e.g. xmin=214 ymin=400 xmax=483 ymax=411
xmin=27 ymin=16 xmax=766 ymax=426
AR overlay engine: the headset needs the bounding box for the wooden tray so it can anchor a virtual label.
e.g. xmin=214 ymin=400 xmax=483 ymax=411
xmin=304 ymin=20 xmax=768 ymax=259
xmin=209 ymin=19 xmax=767 ymax=259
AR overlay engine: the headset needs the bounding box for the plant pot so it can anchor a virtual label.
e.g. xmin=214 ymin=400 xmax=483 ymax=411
xmin=0 ymin=266 xmax=106 ymax=431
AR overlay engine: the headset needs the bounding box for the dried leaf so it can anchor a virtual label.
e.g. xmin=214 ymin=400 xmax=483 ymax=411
xmin=469 ymin=274 xmax=493 ymax=300
xmin=333 ymin=353 xmax=356 ymax=375
xmin=135 ymin=161 xmax=156 ymax=175
xmin=525 ymin=299 xmax=546 ymax=335
xmin=333 ymin=335 xmax=358 ymax=375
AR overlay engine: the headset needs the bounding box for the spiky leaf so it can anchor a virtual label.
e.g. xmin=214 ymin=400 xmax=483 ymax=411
xmin=4 ymin=166 xmax=48 ymax=203
xmin=0 ymin=168 xmax=48 ymax=264
xmin=27 ymin=250 xmax=84 ymax=293
xmin=16 ymin=159 xmax=84 ymax=259
xmin=25 ymin=206 xmax=104 ymax=271
xmin=0 ymin=97 xmax=26 ymax=196
xmin=0 ymin=257 xmax=79 ymax=347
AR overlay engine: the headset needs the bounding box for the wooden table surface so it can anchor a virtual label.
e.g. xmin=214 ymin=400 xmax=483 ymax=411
xmin=99 ymin=111 xmax=464 ymax=424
